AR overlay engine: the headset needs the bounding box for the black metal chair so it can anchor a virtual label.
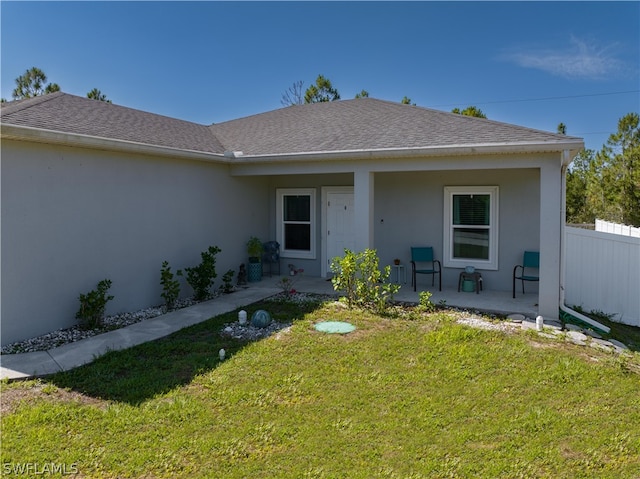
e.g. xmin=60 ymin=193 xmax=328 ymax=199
xmin=410 ymin=247 xmax=442 ymax=292
xmin=513 ymin=251 xmax=539 ymax=298
xmin=262 ymin=241 xmax=280 ymax=276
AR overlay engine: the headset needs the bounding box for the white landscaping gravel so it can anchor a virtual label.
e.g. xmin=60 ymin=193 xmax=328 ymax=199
xmin=457 ymin=317 xmax=518 ymax=332
xmin=0 ymin=292 xmax=327 ymax=355
xmin=0 ymin=297 xmax=199 ymax=355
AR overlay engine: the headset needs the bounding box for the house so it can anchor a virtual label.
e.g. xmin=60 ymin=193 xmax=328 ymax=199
xmin=1 ymin=92 xmax=584 ymax=345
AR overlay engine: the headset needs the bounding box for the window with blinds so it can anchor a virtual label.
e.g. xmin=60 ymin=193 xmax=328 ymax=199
xmin=452 ymin=194 xmax=490 ymax=260
xmin=444 ymin=186 xmax=499 ymax=269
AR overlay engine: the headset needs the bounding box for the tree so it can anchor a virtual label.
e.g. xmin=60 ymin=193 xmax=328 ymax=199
xmin=304 ymin=75 xmax=340 ymax=103
xmin=565 ymin=113 xmax=640 ymax=226
xmin=557 ymin=123 xmax=567 ymax=135
xmin=355 ymin=89 xmax=369 ymax=98
xmin=12 ymin=67 xmax=60 ymax=99
xmin=401 ymin=96 xmax=415 ymax=105
xmin=452 ymin=106 xmax=487 ymax=119
xmin=593 ymin=113 xmax=640 ymax=226
xmin=87 ymin=88 xmax=111 ymax=103
xmin=566 ymin=148 xmax=594 ymax=224
xmin=281 ymin=80 xmax=305 ymax=106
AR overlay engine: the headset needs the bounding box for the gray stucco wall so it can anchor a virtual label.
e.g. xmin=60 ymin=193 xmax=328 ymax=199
xmin=374 ymin=168 xmax=540 ymax=291
xmin=267 ymin=173 xmax=353 ymax=277
xmin=263 ymin=168 xmax=540 ymax=292
xmin=1 ymin=140 xmax=269 ymax=345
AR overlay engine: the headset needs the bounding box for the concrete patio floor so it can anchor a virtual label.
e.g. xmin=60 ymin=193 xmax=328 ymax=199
xmin=264 ymin=275 xmax=538 ymax=318
xmin=268 ymin=274 xmax=540 ymax=318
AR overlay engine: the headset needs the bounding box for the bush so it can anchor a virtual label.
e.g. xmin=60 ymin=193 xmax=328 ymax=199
xmin=330 ymin=249 xmax=399 ymax=314
xmin=180 ymin=246 xmax=221 ymax=301
xmin=247 ymin=236 xmax=263 ymax=262
xmin=418 ymin=290 xmax=436 ymax=313
xmin=160 ymin=261 xmax=181 ymax=310
xmin=76 ymin=279 xmax=114 ymax=329
xmin=221 ymin=269 xmax=235 ymax=294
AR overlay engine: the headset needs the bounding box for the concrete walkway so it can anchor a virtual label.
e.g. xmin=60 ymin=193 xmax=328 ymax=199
xmin=1 ymin=284 xmax=280 ymax=381
xmin=1 ymin=274 xmax=542 ymax=381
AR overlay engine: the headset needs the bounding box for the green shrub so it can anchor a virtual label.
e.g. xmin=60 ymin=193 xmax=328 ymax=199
xmin=330 ymin=249 xmax=358 ymax=308
xmin=247 ymin=236 xmax=263 ymax=262
xmin=75 ymin=279 xmax=114 ymax=329
xmin=418 ymin=290 xmax=436 ymax=313
xmin=221 ymin=269 xmax=235 ymax=294
xmin=180 ymin=246 xmax=221 ymax=301
xmin=330 ymin=249 xmax=399 ymax=314
xmin=160 ymin=261 xmax=181 ymax=310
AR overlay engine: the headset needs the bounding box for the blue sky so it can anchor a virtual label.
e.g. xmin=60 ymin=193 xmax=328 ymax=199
xmin=2 ymin=1 xmax=638 ymax=151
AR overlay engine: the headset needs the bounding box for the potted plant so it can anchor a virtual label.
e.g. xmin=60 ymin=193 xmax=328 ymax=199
xmin=247 ymin=236 xmax=264 ymax=282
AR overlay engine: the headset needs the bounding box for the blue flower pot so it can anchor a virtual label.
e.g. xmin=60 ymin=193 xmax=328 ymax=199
xmin=248 ymin=262 xmax=262 ymax=282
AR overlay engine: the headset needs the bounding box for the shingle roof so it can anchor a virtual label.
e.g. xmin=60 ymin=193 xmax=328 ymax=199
xmin=210 ymin=98 xmax=580 ymax=156
xmin=1 ymin=92 xmax=582 ymax=158
xmin=1 ymin=92 xmax=225 ymax=154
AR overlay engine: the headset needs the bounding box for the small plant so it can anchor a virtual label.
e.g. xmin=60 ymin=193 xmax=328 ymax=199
xmin=180 ymin=245 xmax=221 ymax=301
xmin=418 ymin=290 xmax=436 ymax=313
xmin=160 ymin=261 xmax=181 ymax=310
xmin=76 ymin=279 xmax=114 ymax=329
xmin=277 ymin=267 xmax=304 ymax=297
xmin=330 ymin=250 xmax=358 ymax=308
xmin=221 ymin=269 xmax=235 ymax=294
xmin=330 ymin=248 xmax=399 ymax=314
xmin=247 ymin=236 xmax=263 ymax=263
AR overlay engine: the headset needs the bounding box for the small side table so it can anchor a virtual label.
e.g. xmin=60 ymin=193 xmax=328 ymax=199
xmin=392 ymin=264 xmax=406 ymax=284
xmin=458 ymin=271 xmax=483 ymax=294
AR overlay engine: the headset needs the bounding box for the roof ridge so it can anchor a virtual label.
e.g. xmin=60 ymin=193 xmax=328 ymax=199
xmin=334 ymin=97 xmax=581 ymax=141
xmin=0 ymin=91 xmax=65 ymax=117
xmin=62 ymin=92 xmax=210 ymax=127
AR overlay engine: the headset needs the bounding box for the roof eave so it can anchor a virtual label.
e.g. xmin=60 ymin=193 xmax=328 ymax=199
xmin=0 ymin=123 xmax=229 ymax=163
xmin=230 ymin=140 xmax=585 ymax=163
xmin=1 ymin=123 xmax=584 ymax=164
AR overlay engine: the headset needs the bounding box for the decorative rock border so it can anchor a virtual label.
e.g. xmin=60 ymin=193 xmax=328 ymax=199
xmin=506 ymin=314 xmax=630 ymax=354
xmin=457 ymin=313 xmax=631 ymax=354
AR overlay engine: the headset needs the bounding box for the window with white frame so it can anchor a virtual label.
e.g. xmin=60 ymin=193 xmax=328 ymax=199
xmin=443 ymin=186 xmax=499 ymax=270
xmin=276 ymin=188 xmax=316 ymax=259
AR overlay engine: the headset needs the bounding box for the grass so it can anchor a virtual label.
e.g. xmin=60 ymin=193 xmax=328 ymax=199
xmin=569 ymin=305 xmax=640 ymax=351
xmin=2 ymin=296 xmax=640 ymax=478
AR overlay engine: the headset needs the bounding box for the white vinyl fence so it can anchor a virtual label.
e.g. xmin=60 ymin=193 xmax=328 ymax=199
xmin=596 ymin=219 xmax=640 ymax=237
xmin=565 ymin=226 xmax=640 ymax=327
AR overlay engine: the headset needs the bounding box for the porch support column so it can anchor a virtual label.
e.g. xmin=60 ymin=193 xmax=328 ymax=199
xmin=353 ymin=169 xmax=374 ymax=252
xmin=538 ymin=161 xmax=562 ymax=319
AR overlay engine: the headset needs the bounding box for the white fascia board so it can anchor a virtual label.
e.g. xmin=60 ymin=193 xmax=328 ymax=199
xmin=229 ymin=140 xmax=585 ymax=164
xmin=0 ymin=123 xmax=229 ymax=163
xmin=2 ymin=123 xmax=584 ymax=166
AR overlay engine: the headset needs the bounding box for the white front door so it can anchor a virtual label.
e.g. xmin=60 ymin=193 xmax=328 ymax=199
xmin=323 ymin=187 xmax=355 ymax=276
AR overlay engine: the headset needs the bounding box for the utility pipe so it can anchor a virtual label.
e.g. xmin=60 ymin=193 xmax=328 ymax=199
xmin=558 ymin=151 xmax=610 ymax=333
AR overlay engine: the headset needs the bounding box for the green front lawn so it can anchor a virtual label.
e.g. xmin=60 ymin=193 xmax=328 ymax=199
xmin=2 ymin=297 xmax=639 ymax=478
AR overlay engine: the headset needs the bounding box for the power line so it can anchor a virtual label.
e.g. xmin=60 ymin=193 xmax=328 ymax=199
xmin=427 ymin=90 xmax=640 ymax=108
xmin=575 ymin=131 xmax=614 ymax=136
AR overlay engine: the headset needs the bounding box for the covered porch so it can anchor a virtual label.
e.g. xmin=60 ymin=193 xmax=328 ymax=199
xmin=256 ymin=274 xmax=540 ymax=318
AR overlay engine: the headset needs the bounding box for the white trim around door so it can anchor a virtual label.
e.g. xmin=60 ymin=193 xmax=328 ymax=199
xmin=321 ymin=186 xmax=355 ymax=277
